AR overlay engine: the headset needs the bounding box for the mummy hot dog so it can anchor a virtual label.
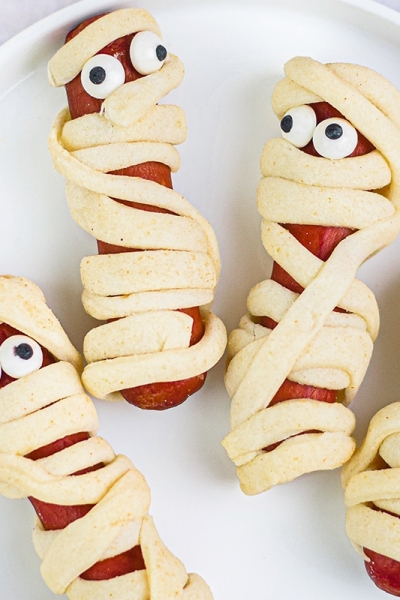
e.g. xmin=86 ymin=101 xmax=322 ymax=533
xmin=47 ymin=8 xmax=226 ymax=409
xmin=0 ymin=275 xmax=213 ymax=599
xmin=222 ymin=57 xmax=400 ymax=495
xmin=342 ymin=403 xmax=400 ymax=596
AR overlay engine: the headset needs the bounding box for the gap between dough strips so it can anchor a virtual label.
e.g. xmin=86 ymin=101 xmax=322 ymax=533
xmin=0 ymin=274 xmax=213 ymax=599
xmin=222 ymin=56 xmax=400 ymax=496
xmin=47 ymin=8 xmax=227 ymax=409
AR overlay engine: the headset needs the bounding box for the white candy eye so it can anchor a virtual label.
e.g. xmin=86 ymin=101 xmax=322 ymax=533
xmin=0 ymin=335 xmax=43 ymax=378
xmin=312 ymin=117 xmax=358 ymax=159
xmin=280 ymin=105 xmax=317 ymax=148
xmin=81 ymin=54 xmax=125 ymax=99
xmin=130 ymin=31 xmax=168 ymax=75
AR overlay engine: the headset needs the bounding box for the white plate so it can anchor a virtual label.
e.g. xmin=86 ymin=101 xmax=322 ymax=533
xmin=1 ymin=0 xmax=400 ymax=598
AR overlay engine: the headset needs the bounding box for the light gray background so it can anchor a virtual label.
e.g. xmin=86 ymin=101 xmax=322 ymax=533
xmin=0 ymin=0 xmax=399 ymax=43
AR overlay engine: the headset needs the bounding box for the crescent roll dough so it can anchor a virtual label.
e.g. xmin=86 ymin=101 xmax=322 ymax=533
xmin=222 ymin=57 xmax=400 ymax=495
xmin=342 ymin=402 xmax=400 ymax=564
xmin=48 ymin=8 xmax=226 ymax=401
xmin=0 ymin=275 xmax=213 ymax=599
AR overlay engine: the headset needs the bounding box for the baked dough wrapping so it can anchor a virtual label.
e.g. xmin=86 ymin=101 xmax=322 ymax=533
xmin=48 ymin=8 xmax=226 ymax=401
xmin=342 ymin=402 xmax=400 ymax=564
xmin=0 ymin=275 xmax=213 ymax=599
xmin=222 ymin=57 xmax=400 ymax=495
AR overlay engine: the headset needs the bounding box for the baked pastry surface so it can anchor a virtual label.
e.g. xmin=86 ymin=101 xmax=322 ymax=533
xmin=342 ymin=402 xmax=400 ymax=564
xmin=48 ymin=8 xmax=226 ymax=402
xmin=222 ymin=56 xmax=400 ymax=495
xmin=0 ymin=274 xmax=213 ymax=599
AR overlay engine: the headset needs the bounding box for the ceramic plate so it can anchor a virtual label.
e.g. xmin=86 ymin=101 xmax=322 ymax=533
xmin=1 ymin=0 xmax=400 ymax=597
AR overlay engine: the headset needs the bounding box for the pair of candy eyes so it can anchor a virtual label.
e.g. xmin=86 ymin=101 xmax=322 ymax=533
xmin=81 ymin=30 xmax=167 ymax=100
xmin=280 ymin=105 xmax=358 ymax=159
xmin=0 ymin=335 xmax=43 ymax=379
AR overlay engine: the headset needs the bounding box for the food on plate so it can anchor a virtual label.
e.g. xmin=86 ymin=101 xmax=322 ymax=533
xmin=0 ymin=274 xmax=214 ymax=599
xmin=47 ymin=8 xmax=226 ymax=409
xmin=342 ymin=403 xmax=400 ymax=596
xmin=222 ymin=56 xmax=400 ymax=495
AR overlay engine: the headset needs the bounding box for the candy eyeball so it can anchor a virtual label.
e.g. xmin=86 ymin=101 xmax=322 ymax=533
xmin=0 ymin=335 xmax=43 ymax=378
xmin=130 ymin=31 xmax=168 ymax=75
xmin=279 ymin=105 xmax=317 ymax=148
xmin=80 ymin=54 xmax=125 ymax=99
xmin=312 ymin=117 xmax=358 ymax=159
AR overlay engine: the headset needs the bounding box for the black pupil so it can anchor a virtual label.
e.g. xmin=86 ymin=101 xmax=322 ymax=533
xmin=89 ymin=66 xmax=106 ymax=85
xmin=156 ymin=45 xmax=167 ymax=62
xmin=280 ymin=115 xmax=293 ymax=133
xmin=325 ymin=123 xmax=343 ymax=140
xmin=15 ymin=343 xmax=33 ymax=361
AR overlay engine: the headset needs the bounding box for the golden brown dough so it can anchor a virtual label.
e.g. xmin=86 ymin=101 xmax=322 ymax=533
xmin=48 ymin=8 xmax=226 ymax=402
xmin=222 ymin=57 xmax=400 ymax=495
xmin=0 ymin=275 xmax=213 ymax=599
xmin=342 ymin=402 xmax=400 ymax=563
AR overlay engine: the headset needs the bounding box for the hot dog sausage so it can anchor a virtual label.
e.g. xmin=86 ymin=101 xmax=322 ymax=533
xmin=342 ymin=402 xmax=400 ymax=596
xmin=222 ymin=57 xmax=399 ymax=497
xmin=263 ymin=100 xmax=373 ymax=412
xmin=48 ymin=8 xmax=226 ymax=409
xmin=0 ymin=275 xmax=213 ymax=597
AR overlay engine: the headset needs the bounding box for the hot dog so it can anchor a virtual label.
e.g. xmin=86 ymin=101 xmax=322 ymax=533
xmin=47 ymin=8 xmax=227 ymax=409
xmin=342 ymin=402 xmax=400 ymax=596
xmin=222 ymin=57 xmax=400 ymax=495
xmin=0 ymin=275 xmax=213 ymax=598
xmin=259 ymin=100 xmax=373 ymax=414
